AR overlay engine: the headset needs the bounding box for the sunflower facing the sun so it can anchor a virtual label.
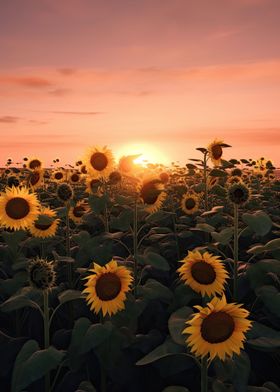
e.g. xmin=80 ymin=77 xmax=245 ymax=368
xmin=69 ymin=201 xmax=89 ymax=224
xmin=183 ymin=295 xmax=252 ymax=361
xmin=29 ymin=206 xmax=60 ymax=238
xmin=177 ymin=250 xmax=228 ymax=297
xmin=82 ymin=260 xmax=133 ymax=317
xmin=181 ymin=193 xmax=200 ymax=215
xmin=0 ymin=186 xmax=40 ymax=231
xmin=27 ymin=157 xmax=43 ymax=171
xmin=84 ymin=146 xmax=114 ymax=177
xmin=138 ymin=177 xmax=166 ymax=213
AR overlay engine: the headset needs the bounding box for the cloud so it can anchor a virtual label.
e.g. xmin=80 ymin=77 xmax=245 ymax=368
xmin=57 ymin=68 xmax=77 ymax=75
xmin=0 ymin=76 xmax=53 ymax=88
xmin=50 ymin=111 xmax=104 ymax=115
xmin=0 ymin=116 xmax=20 ymax=123
xmin=48 ymin=88 xmax=72 ymax=96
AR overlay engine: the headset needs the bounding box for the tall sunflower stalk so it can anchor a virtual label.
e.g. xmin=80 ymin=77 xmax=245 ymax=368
xmin=133 ymin=197 xmax=138 ymax=297
xmin=43 ymin=290 xmax=50 ymax=392
xmin=233 ymin=203 xmax=239 ymax=301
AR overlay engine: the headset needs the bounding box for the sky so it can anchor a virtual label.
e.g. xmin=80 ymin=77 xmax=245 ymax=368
xmin=1 ymin=0 xmax=280 ymax=167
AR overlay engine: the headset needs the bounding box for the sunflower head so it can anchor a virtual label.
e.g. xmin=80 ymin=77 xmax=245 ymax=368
xmin=231 ymin=168 xmax=242 ymax=177
xmin=86 ymin=177 xmax=102 ymax=194
xmin=208 ymin=139 xmax=224 ymax=166
xmin=177 ymin=250 xmax=228 ymax=297
xmin=69 ymin=201 xmax=89 ymax=224
xmin=82 ymin=260 xmax=133 ymax=316
xmin=27 ymin=157 xmax=43 ymax=170
xmin=52 ymin=170 xmax=65 ymax=183
xmin=28 ymin=169 xmax=44 ymax=189
xmin=109 ymin=170 xmax=122 ymax=185
xmin=29 ymin=207 xmax=60 ymax=238
xmin=56 ymin=183 xmax=73 ymax=202
xmin=84 ymin=146 xmax=114 ymax=177
xmin=159 ymin=171 xmax=170 ymax=184
xmin=228 ymin=183 xmax=250 ymax=205
xmin=28 ymin=258 xmax=56 ymax=291
xmin=138 ymin=177 xmax=166 ymax=213
xmin=181 ymin=193 xmax=200 ymax=215
xmin=69 ymin=171 xmax=81 ymax=184
xmin=183 ymin=295 xmax=252 ymax=361
xmin=0 ymin=186 xmax=40 ymax=230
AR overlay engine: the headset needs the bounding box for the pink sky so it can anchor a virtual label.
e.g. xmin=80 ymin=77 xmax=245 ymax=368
xmin=1 ymin=0 xmax=280 ymax=166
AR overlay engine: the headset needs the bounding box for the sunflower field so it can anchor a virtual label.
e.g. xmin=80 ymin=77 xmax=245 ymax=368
xmin=0 ymin=142 xmax=280 ymax=392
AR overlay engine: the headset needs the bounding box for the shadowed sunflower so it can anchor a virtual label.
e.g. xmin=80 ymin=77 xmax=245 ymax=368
xmin=0 ymin=186 xmax=40 ymax=230
xmin=69 ymin=201 xmax=89 ymax=224
xmin=183 ymin=295 xmax=252 ymax=361
xmin=208 ymin=139 xmax=224 ymax=166
xmin=28 ymin=257 xmax=56 ymax=291
xmin=177 ymin=250 xmax=228 ymax=297
xmin=27 ymin=157 xmax=43 ymax=170
xmin=181 ymin=193 xmax=200 ymax=215
xmin=52 ymin=169 xmax=66 ymax=183
xmin=227 ymin=176 xmax=242 ymax=186
xmin=82 ymin=260 xmax=133 ymax=316
xmin=69 ymin=171 xmax=81 ymax=184
xmin=29 ymin=206 xmax=60 ymax=238
xmin=86 ymin=176 xmax=102 ymax=194
xmin=27 ymin=169 xmax=44 ymax=190
xmin=138 ymin=177 xmax=166 ymax=213
xmin=84 ymin=146 xmax=114 ymax=177
xmin=228 ymin=183 xmax=250 ymax=205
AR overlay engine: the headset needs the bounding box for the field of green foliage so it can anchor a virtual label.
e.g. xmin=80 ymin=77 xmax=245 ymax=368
xmin=0 ymin=142 xmax=280 ymax=392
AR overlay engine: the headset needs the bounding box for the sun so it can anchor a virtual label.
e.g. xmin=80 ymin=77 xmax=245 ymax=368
xmin=115 ymin=143 xmax=169 ymax=166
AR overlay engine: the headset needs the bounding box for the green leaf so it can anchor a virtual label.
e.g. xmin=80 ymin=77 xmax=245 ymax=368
xmin=110 ymin=209 xmax=133 ymax=231
xmin=191 ymin=223 xmax=215 ymax=233
xmin=246 ymin=259 xmax=280 ymax=289
xmin=136 ymin=338 xmax=185 ymax=365
xmin=58 ymin=289 xmax=82 ymax=304
xmin=137 ymin=279 xmax=173 ymax=303
xmin=242 ymin=211 xmax=272 ymax=236
xmin=257 ymin=285 xmax=280 ymax=317
xmin=209 ymin=169 xmax=228 ymax=177
xmin=146 ymin=210 xmax=174 ymax=223
xmin=211 ymin=227 xmax=234 ymax=245
xmin=68 ymin=317 xmax=91 ymax=371
xmin=77 ymin=381 xmax=97 ymax=392
xmin=162 ymin=387 xmax=190 ymax=392
xmin=246 ymin=321 xmax=280 ymax=352
xmin=138 ymin=252 xmax=170 ymax=271
xmin=88 ymin=194 xmax=108 ymax=214
xmin=168 ymin=307 xmax=193 ymax=345
xmin=12 ymin=340 xmax=64 ymax=392
xmin=232 ymin=351 xmax=251 ymax=392
xmin=80 ymin=323 xmax=111 ymax=354
xmin=0 ymin=295 xmax=41 ymax=313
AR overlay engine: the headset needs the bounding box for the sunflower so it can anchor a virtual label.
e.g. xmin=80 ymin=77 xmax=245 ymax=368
xmin=85 ymin=176 xmax=102 ymax=194
xmin=183 ymin=295 xmax=252 ymax=361
xmin=28 ymin=257 xmax=56 ymax=291
xmin=231 ymin=168 xmax=242 ymax=177
xmin=181 ymin=193 xmax=200 ymax=215
xmin=159 ymin=171 xmax=170 ymax=184
xmin=0 ymin=186 xmax=40 ymax=230
xmin=82 ymin=260 xmax=133 ymax=316
xmin=227 ymin=175 xmax=242 ymax=186
xmin=227 ymin=183 xmax=250 ymax=205
xmin=108 ymin=170 xmax=122 ymax=185
xmin=69 ymin=201 xmax=89 ymax=224
xmin=56 ymin=183 xmax=73 ymax=203
xmin=29 ymin=206 xmax=60 ymax=238
xmin=69 ymin=171 xmax=81 ymax=184
xmin=177 ymin=250 xmax=228 ymax=297
xmin=84 ymin=146 xmax=114 ymax=177
xmin=208 ymin=139 xmax=224 ymax=166
xmin=52 ymin=169 xmax=66 ymax=183
xmin=27 ymin=157 xmax=43 ymax=170
xmin=27 ymin=169 xmax=44 ymax=190
xmin=138 ymin=177 xmax=166 ymax=213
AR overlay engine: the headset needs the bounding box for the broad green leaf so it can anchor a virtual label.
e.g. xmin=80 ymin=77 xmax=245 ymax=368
xmin=242 ymin=211 xmax=272 ymax=236
xmin=136 ymin=338 xmax=185 ymax=365
xmin=168 ymin=307 xmax=193 ymax=345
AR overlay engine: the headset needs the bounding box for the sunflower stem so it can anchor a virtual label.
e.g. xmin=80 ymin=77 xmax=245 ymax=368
xmin=233 ymin=203 xmax=239 ymax=301
xmin=133 ymin=198 xmax=138 ymax=297
xmin=99 ymin=313 xmax=107 ymax=392
xmin=201 ymin=356 xmax=208 ymax=392
xmin=65 ymin=202 xmax=73 ymax=288
xmin=203 ymin=153 xmax=209 ymax=211
xmin=43 ymin=290 xmax=50 ymax=392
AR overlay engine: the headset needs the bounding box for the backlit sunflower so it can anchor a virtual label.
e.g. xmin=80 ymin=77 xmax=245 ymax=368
xmin=27 ymin=157 xmax=43 ymax=170
xmin=85 ymin=176 xmax=102 ymax=194
xmin=29 ymin=206 xmax=60 ymax=238
xmin=69 ymin=201 xmax=89 ymax=224
xmin=208 ymin=139 xmax=224 ymax=166
xmin=69 ymin=171 xmax=81 ymax=184
xmin=52 ymin=169 xmax=66 ymax=183
xmin=227 ymin=183 xmax=250 ymax=205
xmin=84 ymin=146 xmax=114 ymax=177
xmin=138 ymin=177 xmax=166 ymax=213
xmin=0 ymin=186 xmax=40 ymax=230
xmin=177 ymin=250 xmax=228 ymax=297
xmin=181 ymin=193 xmax=200 ymax=215
xmin=82 ymin=259 xmax=133 ymax=316
xmin=183 ymin=295 xmax=252 ymax=361
xmin=27 ymin=169 xmax=44 ymax=190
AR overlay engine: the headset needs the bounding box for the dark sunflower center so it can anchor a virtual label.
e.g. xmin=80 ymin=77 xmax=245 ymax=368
xmin=34 ymin=222 xmax=52 ymax=230
xmin=29 ymin=159 xmax=41 ymax=169
xmin=201 ymin=311 xmax=235 ymax=343
xmin=212 ymin=144 xmax=223 ymax=160
xmin=81 ymin=165 xmax=87 ymax=174
xmin=73 ymin=206 xmax=85 ymax=217
xmin=55 ymin=172 xmax=63 ymax=180
xmin=71 ymin=174 xmax=79 ymax=182
xmin=5 ymin=197 xmax=30 ymax=219
xmin=233 ymin=188 xmax=244 ymax=199
xmin=185 ymin=198 xmax=196 ymax=210
xmin=191 ymin=261 xmax=216 ymax=284
xmin=30 ymin=172 xmax=40 ymax=185
xmin=90 ymin=152 xmax=108 ymax=171
xmin=95 ymin=272 xmax=122 ymax=301
xmin=141 ymin=181 xmax=162 ymax=205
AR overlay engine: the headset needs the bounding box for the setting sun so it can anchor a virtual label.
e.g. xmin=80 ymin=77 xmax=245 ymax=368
xmin=115 ymin=143 xmax=169 ymax=166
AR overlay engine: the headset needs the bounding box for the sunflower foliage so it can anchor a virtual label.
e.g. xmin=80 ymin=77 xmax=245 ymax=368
xmin=0 ymin=145 xmax=279 ymax=392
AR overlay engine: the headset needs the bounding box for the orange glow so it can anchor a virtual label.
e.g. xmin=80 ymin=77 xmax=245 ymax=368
xmin=115 ymin=143 xmax=169 ymax=166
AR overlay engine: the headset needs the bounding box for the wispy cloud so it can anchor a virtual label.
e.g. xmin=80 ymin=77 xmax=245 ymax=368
xmin=50 ymin=111 xmax=104 ymax=115
xmin=0 ymin=115 xmax=20 ymax=123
